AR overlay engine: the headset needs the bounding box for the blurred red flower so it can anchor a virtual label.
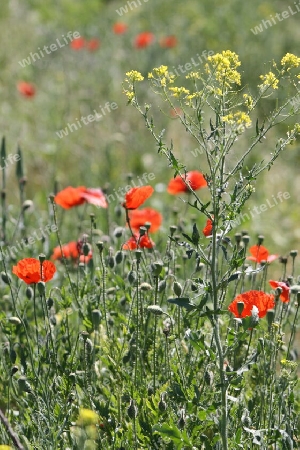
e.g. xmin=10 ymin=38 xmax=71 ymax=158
xmin=202 ymin=218 xmax=213 ymax=237
xmin=228 ymin=290 xmax=275 ymax=318
xmin=86 ymin=38 xmax=100 ymax=51
xmin=134 ymin=32 xmax=154 ymax=48
xmin=167 ymin=171 xmax=207 ymax=194
xmin=170 ymin=107 xmax=183 ymax=118
xmin=113 ymin=22 xmax=128 ymax=34
xmin=159 ymin=35 xmax=177 ymax=48
xmin=123 ymin=234 xmax=155 ymax=250
xmin=70 ymin=37 xmax=85 ymax=50
xmin=269 ymin=280 xmax=290 ymax=303
xmin=12 ymin=258 xmax=56 ymax=284
xmin=123 ymin=186 xmax=154 ymax=210
xmin=247 ymin=245 xmax=278 ymax=263
xmin=54 ymin=186 xmax=107 ymax=209
xmin=17 ymin=81 xmax=35 ymax=98
xmin=51 ymin=240 xmax=92 ymax=263
xmin=128 ymin=207 xmax=162 ymax=233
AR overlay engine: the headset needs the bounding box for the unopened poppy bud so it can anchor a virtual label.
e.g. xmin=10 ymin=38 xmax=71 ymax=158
xmin=135 ymin=249 xmax=142 ymax=263
xmin=266 ymin=309 xmax=275 ymax=328
xmin=47 ymin=297 xmax=54 ymax=308
xmin=158 ymin=279 xmax=166 ymax=292
xmin=128 ymin=270 xmax=137 ymax=285
xmin=158 ymin=393 xmax=167 ymax=411
xmin=169 ymin=225 xmax=177 ymax=236
xmin=139 ymin=226 xmax=147 ymax=237
xmin=234 ymin=233 xmax=242 ymax=244
xmin=82 ymin=243 xmax=90 ymax=257
xmin=92 ymin=309 xmax=101 ymax=328
xmin=242 ymin=235 xmax=250 ymax=245
xmin=280 ymin=256 xmax=288 ymax=265
xmin=257 ymin=235 xmax=264 ymax=245
xmin=147 ymin=305 xmax=163 ymax=315
xmin=237 ymin=301 xmax=244 ymax=316
xmin=39 ymin=253 xmax=46 ymax=264
xmin=48 ymin=193 xmax=55 ymax=203
xmin=127 ymin=399 xmax=138 ymax=419
xmin=191 ymin=283 xmax=198 ymax=292
xmin=80 ymin=331 xmax=89 ymax=341
xmin=140 ymin=282 xmax=152 ymax=291
xmin=1 ymin=271 xmax=11 ymax=284
xmin=107 ymin=255 xmax=115 ymax=269
xmin=290 ymin=249 xmax=298 ymax=258
xmin=204 ymin=370 xmax=214 ymax=386
xmin=37 ymin=281 xmax=45 ymax=296
xmin=113 ymin=227 xmax=124 ymax=238
xmin=173 ymin=281 xmax=182 ymax=297
xmin=9 ymin=317 xmax=21 ymax=325
xmin=26 ymin=286 xmax=33 ymax=299
xmin=275 ymin=287 xmax=282 ymax=299
xmin=115 ymin=250 xmax=123 ymax=264
xmin=177 ymin=409 xmax=185 ymax=430
xmin=152 ymin=261 xmax=163 ymax=276
xmin=11 ymin=365 xmax=18 ymax=376
xmin=96 ymin=241 xmax=104 ymax=252
xmin=22 ymin=199 xmax=34 ymax=212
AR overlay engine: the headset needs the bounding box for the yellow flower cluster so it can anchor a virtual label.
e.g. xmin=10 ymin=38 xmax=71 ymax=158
xmin=186 ymin=71 xmax=201 ymax=80
xmin=205 ymin=50 xmax=241 ymax=87
xmin=125 ymin=70 xmax=144 ymax=82
xmin=259 ymin=72 xmax=279 ymax=89
xmin=243 ymin=94 xmax=254 ymax=110
xmin=281 ymin=53 xmax=300 ymax=70
xmin=168 ymin=86 xmax=190 ymax=98
xmin=77 ymin=408 xmax=99 ymax=426
xmin=222 ymin=111 xmax=252 ymax=128
xmin=148 ymin=65 xmax=175 ymax=87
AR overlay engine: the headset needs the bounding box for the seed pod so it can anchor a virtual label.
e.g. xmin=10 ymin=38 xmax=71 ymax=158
xmin=127 ymin=399 xmax=138 ymax=419
xmin=158 ymin=279 xmax=166 ymax=292
xmin=115 ymin=250 xmax=123 ymax=264
xmin=173 ymin=281 xmax=182 ymax=297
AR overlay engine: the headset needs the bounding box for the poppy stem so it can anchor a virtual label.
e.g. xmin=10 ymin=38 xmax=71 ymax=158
xmin=33 ymin=284 xmax=39 ymax=354
xmin=125 ymin=208 xmax=136 ymax=239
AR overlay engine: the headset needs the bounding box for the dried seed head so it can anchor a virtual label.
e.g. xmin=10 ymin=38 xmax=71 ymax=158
xmin=290 ymin=249 xmax=298 ymax=258
xmin=158 ymin=279 xmax=166 ymax=292
xmin=140 ymin=282 xmax=152 ymax=291
xmin=147 ymin=305 xmax=163 ymax=316
xmin=114 ymin=227 xmax=124 ymax=238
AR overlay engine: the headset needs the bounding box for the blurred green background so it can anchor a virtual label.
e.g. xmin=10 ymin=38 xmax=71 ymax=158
xmin=1 ymin=0 xmax=300 ymax=254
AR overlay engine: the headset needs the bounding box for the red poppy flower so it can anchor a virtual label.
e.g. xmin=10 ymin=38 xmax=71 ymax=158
xmin=228 ymin=290 xmax=275 ymax=319
xmin=122 ymin=186 xmax=154 ymax=210
xmin=134 ymin=32 xmax=154 ymax=49
xmin=12 ymin=258 xmax=56 ymax=284
xmin=269 ymin=280 xmax=290 ymax=303
xmin=17 ymin=81 xmax=35 ymax=98
xmin=123 ymin=234 xmax=155 ymax=250
xmin=113 ymin=22 xmax=128 ymax=34
xmin=86 ymin=38 xmax=100 ymax=51
xmin=247 ymin=245 xmax=278 ymax=263
xmin=54 ymin=186 xmax=107 ymax=209
xmin=128 ymin=207 xmax=162 ymax=233
xmin=70 ymin=37 xmax=85 ymax=50
xmin=202 ymin=218 xmax=213 ymax=237
xmin=51 ymin=241 xmax=80 ymax=260
xmin=159 ymin=35 xmax=177 ymax=48
xmin=167 ymin=171 xmax=207 ymax=194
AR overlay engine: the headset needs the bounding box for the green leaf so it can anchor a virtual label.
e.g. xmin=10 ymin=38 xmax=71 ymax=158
xmin=167 ymin=297 xmax=196 ymax=311
xmin=152 ymin=424 xmax=182 ymax=442
xmin=15 ymin=145 xmax=23 ymax=179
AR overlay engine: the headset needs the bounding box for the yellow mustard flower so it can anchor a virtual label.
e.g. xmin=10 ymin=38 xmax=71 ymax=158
xmin=186 ymin=71 xmax=201 ymax=80
xmin=243 ymin=94 xmax=254 ymax=110
xmin=205 ymin=50 xmax=241 ymax=87
xmin=77 ymin=408 xmax=99 ymax=426
xmin=168 ymin=87 xmax=190 ymax=97
xmin=125 ymin=70 xmax=144 ymax=82
xmin=222 ymin=111 xmax=252 ymax=128
xmin=259 ymin=72 xmax=279 ymax=89
xmin=281 ymin=53 xmax=300 ymax=70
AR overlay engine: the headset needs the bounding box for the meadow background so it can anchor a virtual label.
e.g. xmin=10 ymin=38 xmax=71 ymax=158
xmin=1 ymin=0 xmax=300 ymax=251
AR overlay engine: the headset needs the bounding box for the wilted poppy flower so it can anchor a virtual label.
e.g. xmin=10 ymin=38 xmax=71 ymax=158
xmin=202 ymin=218 xmax=213 ymax=237
xmin=123 ymin=186 xmax=154 ymax=210
xmin=13 ymin=258 xmax=56 ymax=284
xmin=247 ymin=245 xmax=278 ymax=263
xmin=123 ymin=233 xmax=155 ymax=250
xmin=113 ymin=22 xmax=128 ymax=34
xmin=70 ymin=37 xmax=85 ymax=50
xmin=54 ymin=186 xmax=107 ymax=209
xmin=159 ymin=35 xmax=177 ymax=48
xmin=134 ymin=32 xmax=154 ymax=48
xmin=269 ymin=280 xmax=290 ymax=303
xmin=167 ymin=171 xmax=207 ymax=194
xmin=228 ymin=290 xmax=275 ymax=319
xmin=86 ymin=38 xmax=100 ymax=51
xmin=17 ymin=81 xmax=35 ymax=98
xmin=128 ymin=207 xmax=162 ymax=233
